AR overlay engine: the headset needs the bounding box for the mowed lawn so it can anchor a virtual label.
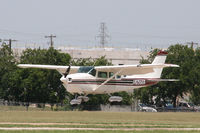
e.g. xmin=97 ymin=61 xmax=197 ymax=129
xmin=0 ymin=111 xmax=200 ymax=133
xmin=0 ymin=111 xmax=200 ymax=125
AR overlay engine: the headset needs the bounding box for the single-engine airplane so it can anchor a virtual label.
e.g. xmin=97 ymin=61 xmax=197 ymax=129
xmin=18 ymin=51 xmax=179 ymax=105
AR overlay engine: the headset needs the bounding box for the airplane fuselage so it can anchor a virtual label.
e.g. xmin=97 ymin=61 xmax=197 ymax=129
xmin=61 ymin=73 xmax=158 ymax=95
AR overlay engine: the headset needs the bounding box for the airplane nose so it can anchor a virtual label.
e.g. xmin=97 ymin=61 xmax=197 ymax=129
xmin=60 ymin=76 xmax=72 ymax=84
xmin=60 ymin=76 xmax=67 ymax=83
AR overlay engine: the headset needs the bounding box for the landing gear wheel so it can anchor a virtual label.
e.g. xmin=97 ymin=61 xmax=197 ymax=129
xmin=77 ymin=96 xmax=89 ymax=102
xmin=108 ymin=96 xmax=123 ymax=102
xmin=70 ymin=99 xmax=82 ymax=105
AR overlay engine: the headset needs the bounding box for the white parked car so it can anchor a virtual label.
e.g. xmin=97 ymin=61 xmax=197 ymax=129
xmin=138 ymin=103 xmax=157 ymax=112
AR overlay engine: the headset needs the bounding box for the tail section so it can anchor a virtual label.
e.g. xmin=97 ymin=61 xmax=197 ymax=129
xmin=130 ymin=50 xmax=178 ymax=81
xmin=152 ymin=51 xmax=168 ymax=64
xmin=150 ymin=51 xmax=168 ymax=78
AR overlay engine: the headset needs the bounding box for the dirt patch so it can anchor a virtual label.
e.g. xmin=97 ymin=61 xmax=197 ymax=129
xmin=0 ymin=122 xmax=171 ymax=127
xmin=0 ymin=127 xmax=200 ymax=131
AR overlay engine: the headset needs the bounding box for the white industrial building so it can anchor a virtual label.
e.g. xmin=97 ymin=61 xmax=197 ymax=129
xmin=13 ymin=47 xmax=149 ymax=65
xmin=59 ymin=47 xmax=149 ymax=65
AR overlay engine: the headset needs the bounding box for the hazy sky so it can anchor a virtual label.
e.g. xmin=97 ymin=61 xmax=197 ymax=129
xmin=0 ymin=0 xmax=200 ymax=49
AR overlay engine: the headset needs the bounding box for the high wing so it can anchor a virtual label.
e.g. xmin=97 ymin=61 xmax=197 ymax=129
xmin=94 ymin=64 xmax=179 ymax=75
xmin=18 ymin=63 xmax=179 ymax=76
xmin=17 ymin=64 xmax=80 ymax=75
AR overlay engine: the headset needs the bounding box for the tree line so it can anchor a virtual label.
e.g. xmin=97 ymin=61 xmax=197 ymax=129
xmin=0 ymin=44 xmax=116 ymax=109
xmin=137 ymin=44 xmax=200 ymax=107
xmin=0 ymin=44 xmax=200 ymax=109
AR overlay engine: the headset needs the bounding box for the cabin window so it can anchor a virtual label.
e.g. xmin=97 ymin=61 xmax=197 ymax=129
xmin=78 ymin=66 xmax=94 ymax=73
xmin=116 ymin=75 xmax=121 ymax=79
xmin=109 ymin=72 xmax=114 ymax=77
xmin=98 ymin=71 xmax=107 ymax=78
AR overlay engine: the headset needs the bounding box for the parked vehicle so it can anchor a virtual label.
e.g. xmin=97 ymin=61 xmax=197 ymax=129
xmin=138 ymin=103 xmax=157 ymax=112
xmin=178 ymin=102 xmax=197 ymax=112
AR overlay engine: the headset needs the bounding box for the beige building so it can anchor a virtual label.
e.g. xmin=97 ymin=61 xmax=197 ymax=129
xmin=13 ymin=47 xmax=149 ymax=65
xmin=59 ymin=47 xmax=149 ymax=65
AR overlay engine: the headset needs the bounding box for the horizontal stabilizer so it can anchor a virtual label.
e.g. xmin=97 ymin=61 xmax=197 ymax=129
xmin=149 ymin=79 xmax=179 ymax=82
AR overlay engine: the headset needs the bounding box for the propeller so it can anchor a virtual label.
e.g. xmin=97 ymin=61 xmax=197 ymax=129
xmin=63 ymin=64 xmax=71 ymax=78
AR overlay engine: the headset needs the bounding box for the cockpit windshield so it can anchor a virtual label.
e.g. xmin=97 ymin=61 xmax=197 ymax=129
xmin=78 ymin=66 xmax=94 ymax=73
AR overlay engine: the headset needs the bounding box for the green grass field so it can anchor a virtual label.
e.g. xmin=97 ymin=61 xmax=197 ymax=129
xmin=0 ymin=111 xmax=200 ymax=133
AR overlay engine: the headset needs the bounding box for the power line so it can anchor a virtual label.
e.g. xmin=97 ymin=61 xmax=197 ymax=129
xmin=96 ymin=22 xmax=110 ymax=48
xmin=187 ymin=41 xmax=198 ymax=49
xmin=4 ymin=39 xmax=18 ymax=52
xmin=45 ymin=34 xmax=56 ymax=47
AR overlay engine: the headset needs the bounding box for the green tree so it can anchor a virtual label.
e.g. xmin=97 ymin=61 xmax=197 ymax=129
xmin=0 ymin=44 xmax=17 ymax=102
xmin=188 ymin=48 xmax=200 ymax=105
xmin=18 ymin=47 xmax=71 ymax=108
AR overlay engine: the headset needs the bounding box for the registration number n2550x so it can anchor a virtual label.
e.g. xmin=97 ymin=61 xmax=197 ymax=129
xmin=133 ymin=79 xmax=146 ymax=85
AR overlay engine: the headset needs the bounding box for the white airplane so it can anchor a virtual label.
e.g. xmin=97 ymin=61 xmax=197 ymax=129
xmin=18 ymin=51 xmax=179 ymax=105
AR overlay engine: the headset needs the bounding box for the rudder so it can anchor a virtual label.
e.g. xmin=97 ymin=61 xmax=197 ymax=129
xmin=151 ymin=51 xmax=168 ymax=78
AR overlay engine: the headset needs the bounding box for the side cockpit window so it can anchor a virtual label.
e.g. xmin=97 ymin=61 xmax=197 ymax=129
xmin=98 ymin=71 xmax=108 ymax=78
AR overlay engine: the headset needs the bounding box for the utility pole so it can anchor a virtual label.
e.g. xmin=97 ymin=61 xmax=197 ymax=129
xmin=187 ymin=41 xmax=198 ymax=50
xmin=96 ymin=22 xmax=110 ymax=48
xmin=45 ymin=34 xmax=56 ymax=47
xmin=4 ymin=39 xmax=17 ymax=52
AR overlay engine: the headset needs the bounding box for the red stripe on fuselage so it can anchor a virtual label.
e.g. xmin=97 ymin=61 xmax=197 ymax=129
xmin=68 ymin=78 xmax=158 ymax=86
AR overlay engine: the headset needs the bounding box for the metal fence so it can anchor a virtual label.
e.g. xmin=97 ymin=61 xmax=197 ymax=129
xmin=0 ymin=100 xmax=199 ymax=112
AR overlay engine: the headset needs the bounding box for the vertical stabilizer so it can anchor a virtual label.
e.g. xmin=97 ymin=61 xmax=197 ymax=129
xmin=151 ymin=51 xmax=168 ymax=78
xmin=152 ymin=51 xmax=168 ymax=64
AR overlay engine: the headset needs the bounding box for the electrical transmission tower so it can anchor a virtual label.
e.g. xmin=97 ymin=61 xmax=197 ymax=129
xmin=45 ymin=34 xmax=56 ymax=47
xmin=96 ymin=22 xmax=110 ymax=48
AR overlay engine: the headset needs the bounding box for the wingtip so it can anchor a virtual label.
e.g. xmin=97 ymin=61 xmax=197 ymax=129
xmin=165 ymin=64 xmax=180 ymax=67
xmin=176 ymin=65 xmax=180 ymax=67
xmin=17 ymin=64 xmax=32 ymax=68
xmin=172 ymin=64 xmax=180 ymax=67
xmin=17 ymin=64 xmax=24 ymax=68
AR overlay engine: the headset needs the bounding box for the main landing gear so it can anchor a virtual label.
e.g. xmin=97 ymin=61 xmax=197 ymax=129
xmin=70 ymin=96 xmax=89 ymax=105
xmin=70 ymin=95 xmax=123 ymax=105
